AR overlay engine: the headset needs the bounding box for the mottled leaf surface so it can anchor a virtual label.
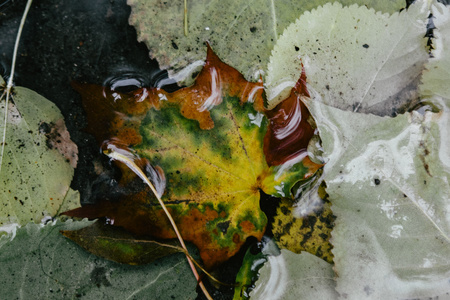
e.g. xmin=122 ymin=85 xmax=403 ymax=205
xmin=127 ymin=0 xmax=404 ymax=83
xmin=65 ymin=46 xmax=320 ymax=270
xmin=0 ymin=220 xmax=197 ymax=299
xmin=308 ymin=99 xmax=450 ymax=298
xmin=272 ymin=183 xmax=335 ymax=264
xmin=266 ymin=1 xmax=430 ymax=114
xmin=0 ymin=76 xmax=78 ymax=227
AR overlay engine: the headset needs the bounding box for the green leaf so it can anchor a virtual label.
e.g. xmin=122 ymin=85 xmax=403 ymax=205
xmin=61 ymin=221 xmax=182 ymax=265
xmin=266 ymin=1 xmax=430 ymax=113
xmin=0 ymin=220 xmax=198 ymax=299
xmin=251 ymin=250 xmax=338 ymax=299
xmin=127 ymin=0 xmax=404 ymax=83
xmin=0 ymin=77 xmax=78 ymax=227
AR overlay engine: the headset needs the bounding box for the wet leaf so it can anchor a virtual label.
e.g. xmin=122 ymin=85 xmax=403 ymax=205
xmin=127 ymin=0 xmax=405 ymax=83
xmin=262 ymin=1 xmax=450 ymax=298
xmin=263 ymin=67 xmax=317 ymax=166
xmin=299 ymin=2 xmax=450 ymax=296
xmin=232 ymin=237 xmax=278 ymax=300
xmin=309 ymin=99 xmax=450 ymax=298
xmin=251 ymin=250 xmax=338 ymax=299
xmin=0 ymin=220 xmax=198 ymax=299
xmin=420 ymin=1 xmax=450 ymax=110
xmin=64 ymin=46 xmax=321 ymax=270
xmin=266 ymin=1 xmax=430 ymax=114
xmin=0 ymin=76 xmax=78 ymax=227
xmin=272 ymin=183 xmax=335 ymax=264
xmin=61 ymin=221 xmax=182 ymax=265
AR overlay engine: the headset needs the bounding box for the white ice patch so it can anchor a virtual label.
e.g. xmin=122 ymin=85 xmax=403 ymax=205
xmin=250 ymin=253 xmax=287 ymax=300
xmin=389 ymin=225 xmax=403 ymax=239
xmin=274 ymin=183 xmax=286 ymax=197
xmin=248 ymin=112 xmax=264 ymax=127
xmin=0 ymin=223 xmax=20 ymax=241
xmin=333 ymin=121 xmax=421 ymax=185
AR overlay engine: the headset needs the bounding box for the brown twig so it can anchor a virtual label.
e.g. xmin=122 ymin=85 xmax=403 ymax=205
xmin=104 ymin=148 xmax=213 ymax=300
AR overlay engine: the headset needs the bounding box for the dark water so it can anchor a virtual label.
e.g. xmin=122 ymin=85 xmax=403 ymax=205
xmin=0 ymin=2 xmax=247 ymax=298
xmin=0 ymin=0 xmax=173 ymax=200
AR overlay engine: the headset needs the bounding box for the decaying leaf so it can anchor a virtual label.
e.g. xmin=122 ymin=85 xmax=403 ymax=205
xmin=272 ymin=182 xmax=335 ymax=264
xmin=0 ymin=76 xmax=78 ymax=227
xmin=61 ymin=221 xmax=182 ymax=265
xmin=64 ymin=45 xmax=321 ymax=270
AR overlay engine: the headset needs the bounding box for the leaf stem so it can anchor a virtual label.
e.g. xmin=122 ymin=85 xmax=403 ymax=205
xmin=104 ymin=148 xmax=213 ymax=300
xmin=0 ymin=0 xmax=33 ymax=175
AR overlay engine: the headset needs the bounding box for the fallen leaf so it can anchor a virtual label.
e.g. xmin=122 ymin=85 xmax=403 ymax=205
xmin=127 ymin=0 xmax=405 ymax=84
xmin=265 ymin=1 xmax=430 ymax=114
xmin=64 ymin=45 xmax=321 ymax=270
xmin=310 ymin=100 xmax=450 ymax=299
xmin=272 ymin=182 xmax=335 ymax=264
xmin=0 ymin=76 xmax=78 ymax=227
xmin=61 ymin=221 xmax=182 ymax=265
xmin=251 ymin=250 xmax=338 ymax=300
xmin=262 ymin=1 xmax=450 ymax=298
xmin=0 ymin=220 xmax=198 ymax=299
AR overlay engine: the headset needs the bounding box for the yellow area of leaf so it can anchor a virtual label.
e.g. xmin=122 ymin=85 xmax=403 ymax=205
xmin=272 ymin=183 xmax=335 ymax=263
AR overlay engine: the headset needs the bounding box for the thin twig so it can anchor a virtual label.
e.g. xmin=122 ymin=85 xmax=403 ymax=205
xmin=184 ymin=0 xmax=188 ymax=36
xmin=0 ymin=0 xmax=33 ymax=174
xmin=99 ymin=236 xmax=235 ymax=287
xmin=104 ymin=148 xmax=213 ymax=300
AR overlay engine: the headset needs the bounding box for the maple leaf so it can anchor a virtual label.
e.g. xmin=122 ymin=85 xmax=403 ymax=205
xmin=63 ymin=45 xmax=321 ymax=269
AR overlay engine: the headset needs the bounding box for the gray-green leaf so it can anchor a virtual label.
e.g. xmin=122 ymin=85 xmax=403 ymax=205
xmin=127 ymin=0 xmax=404 ymax=83
xmin=251 ymin=250 xmax=337 ymax=300
xmin=266 ymin=0 xmax=429 ymax=114
xmin=0 ymin=77 xmax=78 ymax=227
xmin=0 ymin=220 xmax=198 ymax=299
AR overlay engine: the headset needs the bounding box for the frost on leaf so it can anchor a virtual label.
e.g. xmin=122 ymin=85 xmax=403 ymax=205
xmin=63 ymin=45 xmax=321 ymax=270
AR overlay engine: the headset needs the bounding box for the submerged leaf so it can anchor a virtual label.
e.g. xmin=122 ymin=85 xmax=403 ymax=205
xmin=266 ymin=1 xmax=430 ymax=114
xmin=0 ymin=76 xmax=78 ymax=227
xmin=297 ymin=2 xmax=450 ymax=297
xmin=251 ymin=250 xmax=338 ymax=299
xmin=263 ymin=67 xmax=317 ymax=166
xmin=64 ymin=46 xmax=321 ymax=269
xmin=309 ymin=99 xmax=450 ymax=298
xmin=0 ymin=220 xmax=198 ymax=299
xmin=61 ymin=221 xmax=182 ymax=265
xmin=127 ymin=0 xmax=405 ymax=83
